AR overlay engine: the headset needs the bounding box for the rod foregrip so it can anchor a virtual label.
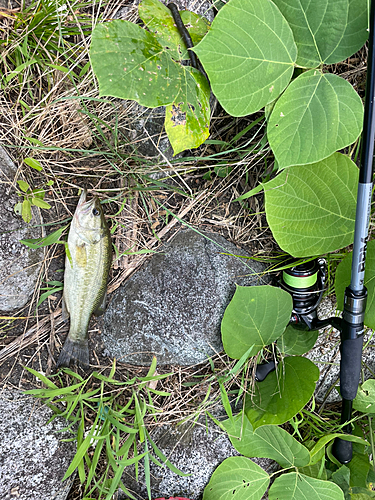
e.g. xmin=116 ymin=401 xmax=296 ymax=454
xmin=333 ymin=287 xmax=366 ymax=463
xmin=339 ymin=335 xmax=363 ymax=400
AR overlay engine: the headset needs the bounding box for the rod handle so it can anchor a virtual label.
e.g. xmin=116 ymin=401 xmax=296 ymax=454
xmin=339 ymin=335 xmax=363 ymax=401
xmin=332 ymin=436 xmax=353 ymax=464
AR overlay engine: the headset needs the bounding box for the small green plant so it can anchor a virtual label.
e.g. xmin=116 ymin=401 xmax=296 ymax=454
xmin=14 ymin=167 xmax=53 ymax=223
xmin=0 ymin=0 xmax=91 ymax=90
xmin=24 ymin=358 xmax=186 ymax=500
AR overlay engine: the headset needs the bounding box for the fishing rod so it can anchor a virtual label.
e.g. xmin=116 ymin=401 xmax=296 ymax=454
xmin=257 ymin=1 xmax=375 ymax=463
xmin=331 ymin=0 xmax=375 ymax=463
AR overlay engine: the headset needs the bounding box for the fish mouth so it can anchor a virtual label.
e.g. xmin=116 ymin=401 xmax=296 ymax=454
xmin=76 ymin=189 xmax=99 ymax=215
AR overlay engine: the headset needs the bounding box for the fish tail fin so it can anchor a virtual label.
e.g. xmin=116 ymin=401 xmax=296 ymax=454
xmin=57 ymin=337 xmax=89 ymax=369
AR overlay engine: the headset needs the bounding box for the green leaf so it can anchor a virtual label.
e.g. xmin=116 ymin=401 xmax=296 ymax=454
xmin=24 ymin=157 xmax=43 ymax=171
xmin=144 ymin=429 xmax=189 ymax=476
xmin=37 ymin=286 xmax=63 ymax=307
xmin=17 ymin=180 xmax=30 ymax=192
xmin=223 ymin=413 xmax=310 ymax=468
xmin=264 ymin=153 xmax=358 ymax=257
xmin=332 ymin=465 xmax=351 ymax=500
xmin=234 ymin=183 xmax=264 ymax=202
xmin=14 ymin=202 xmax=22 ymax=216
xmin=269 ymin=472 xmax=345 ymax=500
xmin=272 ymin=0 xmax=368 ymax=68
xmin=221 ymin=285 xmax=293 ymax=359
xmin=268 ymin=70 xmax=363 ymax=169
xmin=335 ymin=240 xmax=375 ymax=329
xmin=202 ymin=456 xmax=269 ymax=500
xmin=3 ymin=59 xmax=37 ymax=84
xmin=90 ymin=20 xmax=182 ymax=107
xmin=278 ymin=325 xmax=319 ymax=355
xmin=22 ymin=199 xmax=32 ymax=223
xmin=193 ymin=0 xmax=297 ymax=116
xmin=299 ymin=460 xmax=328 ymax=481
xmin=245 ymin=356 xmax=319 ymax=429
xmin=31 ymin=198 xmax=51 ymax=209
xmin=350 ymin=488 xmax=375 ymax=498
xmin=139 ymin=0 xmax=209 ymax=61
xmin=21 ymin=225 xmax=68 ymax=249
xmin=353 ymin=380 xmax=375 ymax=414
xmin=180 ymin=10 xmax=210 ymax=46
xmin=164 ymin=67 xmax=210 ymax=155
xmin=25 ymin=136 xmax=44 ymax=146
xmin=348 ymin=453 xmax=370 ymax=488
xmin=23 ymin=367 xmax=58 ymax=389
xmin=90 ymin=18 xmax=210 ymax=153
xmin=309 ymin=434 xmax=369 ymax=465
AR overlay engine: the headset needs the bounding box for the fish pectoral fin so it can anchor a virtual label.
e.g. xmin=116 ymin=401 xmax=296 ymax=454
xmin=61 ymin=296 xmax=70 ymax=322
xmin=75 ymin=243 xmax=87 ymax=268
xmin=93 ymin=290 xmax=107 ymax=317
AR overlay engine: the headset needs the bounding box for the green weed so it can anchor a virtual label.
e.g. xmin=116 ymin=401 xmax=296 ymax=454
xmin=24 ymin=358 xmax=187 ymax=500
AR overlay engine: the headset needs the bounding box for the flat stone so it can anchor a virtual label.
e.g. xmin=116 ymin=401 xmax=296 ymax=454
xmin=102 ymin=229 xmax=270 ymax=366
xmin=0 ymin=146 xmax=44 ymax=312
xmin=119 ymin=417 xmax=277 ymax=500
xmin=0 ymin=390 xmax=76 ymax=500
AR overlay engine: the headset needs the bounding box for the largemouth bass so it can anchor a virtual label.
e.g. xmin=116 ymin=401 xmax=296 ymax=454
xmin=57 ymin=189 xmax=112 ymax=368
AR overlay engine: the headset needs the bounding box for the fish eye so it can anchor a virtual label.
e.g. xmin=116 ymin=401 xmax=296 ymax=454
xmin=92 ymin=208 xmax=100 ymax=216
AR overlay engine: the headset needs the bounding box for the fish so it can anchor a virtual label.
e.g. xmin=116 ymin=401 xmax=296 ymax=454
xmin=57 ymin=189 xmax=112 ymax=368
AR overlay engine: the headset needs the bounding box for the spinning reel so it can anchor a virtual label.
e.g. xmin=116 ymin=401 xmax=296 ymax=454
xmin=280 ymin=258 xmax=327 ymax=331
xmin=255 ymin=258 xmax=341 ymax=382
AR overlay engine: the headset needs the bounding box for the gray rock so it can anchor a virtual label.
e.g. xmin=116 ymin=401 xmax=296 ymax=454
xmin=0 ymin=146 xmax=44 ymax=312
xmin=0 ymin=390 xmax=76 ymax=500
xmin=119 ymin=417 xmax=277 ymax=500
xmin=102 ymin=229 xmax=270 ymax=365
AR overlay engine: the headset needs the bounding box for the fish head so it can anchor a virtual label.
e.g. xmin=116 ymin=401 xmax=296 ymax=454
xmin=73 ymin=189 xmax=108 ymax=243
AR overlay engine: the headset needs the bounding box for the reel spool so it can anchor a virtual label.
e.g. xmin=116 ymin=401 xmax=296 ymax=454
xmin=279 ymin=259 xmax=326 ymax=330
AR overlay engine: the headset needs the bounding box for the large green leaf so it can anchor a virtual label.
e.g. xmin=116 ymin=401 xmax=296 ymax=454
xmin=90 ymin=18 xmax=210 ymax=154
xmin=335 ymin=240 xmax=375 ymax=329
xmin=139 ymin=0 xmax=209 ymax=61
xmin=272 ymin=0 xmax=368 ymax=68
xmin=223 ymin=414 xmax=310 ymax=468
xmin=202 ymin=456 xmax=269 ymax=500
xmin=267 ymin=70 xmax=363 ymax=169
xmin=264 ymin=153 xmax=358 ymax=257
xmin=245 ymin=356 xmax=319 ymax=429
xmin=278 ymin=325 xmax=319 ymax=355
xmin=193 ymin=0 xmax=297 ymax=116
xmin=348 ymin=453 xmax=370 ymax=488
xmin=332 ymin=465 xmax=351 ymax=500
xmin=269 ymin=472 xmax=345 ymax=500
xmin=164 ymin=67 xmax=210 ymax=154
xmin=300 ymin=460 xmax=328 ymax=481
xmin=221 ymin=285 xmax=293 ymax=359
xmin=353 ymin=380 xmax=375 ymax=414
xmin=90 ymin=20 xmax=180 ymax=107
